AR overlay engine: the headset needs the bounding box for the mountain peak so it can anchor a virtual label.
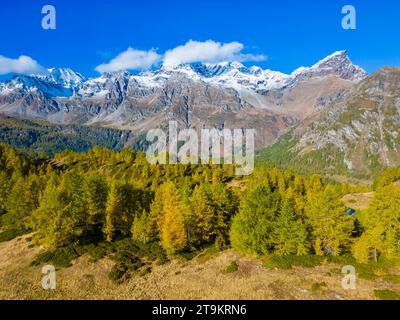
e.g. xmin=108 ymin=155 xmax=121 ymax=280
xmin=32 ymin=67 xmax=86 ymax=88
xmin=229 ymin=61 xmax=245 ymax=69
xmin=318 ymin=50 xmax=347 ymax=60
xmin=292 ymin=50 xmax=367 ymax=82
xmin=312 ymin=50 xmax=349 ymax=68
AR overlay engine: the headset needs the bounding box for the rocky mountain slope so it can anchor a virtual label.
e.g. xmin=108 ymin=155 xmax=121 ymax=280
xmin=0 ymin=51 xmax=366 ymax=149
xmin=259 ymin=67 xmax=400 ymax=178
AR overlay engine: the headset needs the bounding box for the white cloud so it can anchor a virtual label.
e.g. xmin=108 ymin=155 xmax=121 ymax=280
xmin=163 ymin=40 xmax=266 ymax=67
xmin=0 ymin=55 xmax=45 ymax=75
xmin=95 ymin=47 xmax=161 ymax=73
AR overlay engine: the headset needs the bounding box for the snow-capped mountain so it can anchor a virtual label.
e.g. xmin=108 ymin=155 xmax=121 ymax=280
xmin=0 ymin=68 xmax=85 ymax=97
xmin=152 ymin=50 xmax=366 ymax=92
xmin=157 ymin=61 xmax=291 ymax=92
xmin=0 ymin=50 xmax=366 ymax=99
xmin=45 ymin=68 xmax=86 ymax=88
xmin=290 ymin=50 xmax=366 ymax=83
xmin=0 ymin=51 xmax=368 ymax=148
xmin=0 ymin=74 xmax=71 ymax=97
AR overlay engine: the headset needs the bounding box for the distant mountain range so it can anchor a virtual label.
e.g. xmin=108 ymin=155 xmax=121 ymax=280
xmin=0 ymin=50 xmax=365 ymax=144
xmin=1 ymin=50 xmax=399 ymax=178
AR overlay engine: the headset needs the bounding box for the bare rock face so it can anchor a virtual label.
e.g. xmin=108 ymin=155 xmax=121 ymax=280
xmin=0 ymin=51 xmax=367 ymax=149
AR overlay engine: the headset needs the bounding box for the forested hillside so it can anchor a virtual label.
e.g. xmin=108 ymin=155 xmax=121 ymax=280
xmin=0 ymin=115 xmax=134 ymax=156
xmin=1 ymin=143 xmax=400 ymax=283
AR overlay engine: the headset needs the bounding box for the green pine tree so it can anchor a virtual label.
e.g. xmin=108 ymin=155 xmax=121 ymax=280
xmin=230 ymin=185 xmax=280 ymax=255
xmin=271 ymin=198 xmax=310 ymax=256
xmin=305 ymin=186 xmax=354 ymax=256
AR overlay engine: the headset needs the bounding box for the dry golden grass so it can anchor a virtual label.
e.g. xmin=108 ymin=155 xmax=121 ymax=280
xmin=1 ymin=234 xmax=399 ymax=300
xmin=342 ymin=192 xmax=374 ymax=211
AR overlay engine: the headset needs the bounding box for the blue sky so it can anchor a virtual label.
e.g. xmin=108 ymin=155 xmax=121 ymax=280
xmin=0 ymin=0 xmax=399 ymax=77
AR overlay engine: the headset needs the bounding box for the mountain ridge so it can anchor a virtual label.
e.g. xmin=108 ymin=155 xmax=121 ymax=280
xmin=0 ymin=50 xmax=367 ymax=150
xmin=0 ymin=50 xmax=366 ymax=97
